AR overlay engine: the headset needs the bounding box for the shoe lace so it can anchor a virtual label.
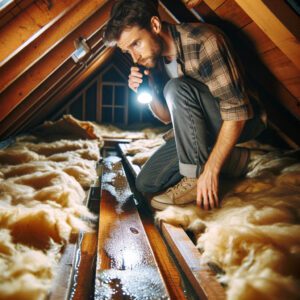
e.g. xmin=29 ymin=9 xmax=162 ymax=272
xmin=166 ymin=177 xmax=196 ymax=197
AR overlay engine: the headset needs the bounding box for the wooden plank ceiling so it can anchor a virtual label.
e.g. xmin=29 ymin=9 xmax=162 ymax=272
xmin=0 ymin=0 xmax=299 ymax=146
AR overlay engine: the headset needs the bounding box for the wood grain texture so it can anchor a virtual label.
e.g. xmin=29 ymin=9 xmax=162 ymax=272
xmin=118 ymin=143 xmax=225 ymax=299
xmin=72 ymin=232 xmax=98 ymax=300
xmin=162 ymin=223 xmax=226 ymax=300
xmin=95 ymin=156 xmax=169 ymax=299
xmin=0 ymin=0 xmax=110 ymax=123
xmin=235 ymin=0 xmax=300 ymax=71
xmin=49 ymin=243 xmax=76 ymax=300
xmin=215 ymin=0 xmax=252 ymax=28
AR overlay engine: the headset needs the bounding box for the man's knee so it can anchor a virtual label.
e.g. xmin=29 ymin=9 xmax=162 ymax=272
xmin=163 ymin=78 xmax=189 ymax=111
xmin=164 ymin=78 xmax=185 ymax=100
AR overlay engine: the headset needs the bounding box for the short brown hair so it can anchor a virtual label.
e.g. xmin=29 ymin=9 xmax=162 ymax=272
xmin=103 ymin=0 xmax=159 ymax=46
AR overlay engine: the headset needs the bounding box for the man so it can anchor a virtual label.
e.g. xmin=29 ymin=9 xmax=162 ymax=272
xmin=103 ymin=0 xmax=266 ymax=210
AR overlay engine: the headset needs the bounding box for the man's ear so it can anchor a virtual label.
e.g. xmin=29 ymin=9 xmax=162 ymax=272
xmin=150 ymin=16 xmax=162 ymax=34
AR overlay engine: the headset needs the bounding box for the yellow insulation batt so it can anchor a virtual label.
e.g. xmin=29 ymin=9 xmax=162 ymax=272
xmin=156 ymin=150 xmax=300 ymax=300
xmin=0 ymin=136 xmax=100 ymax=300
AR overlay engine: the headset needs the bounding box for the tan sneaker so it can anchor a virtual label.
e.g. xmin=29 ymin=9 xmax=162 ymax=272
xmin=150 ymin=177 xmax=197 ymax=210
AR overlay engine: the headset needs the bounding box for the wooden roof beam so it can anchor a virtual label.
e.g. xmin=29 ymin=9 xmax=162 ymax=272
xmin=0 ymin=35 xmax=113 ymax=139
xmin=0 ymin=0 xmax=109 ymax=93
xmin=0 ymin=0 xmax=79 ymax=65
xmin=235 ymin=0 xmax=300 ymax=71
xmin=0 ymin=0 xmax=112 ymax=124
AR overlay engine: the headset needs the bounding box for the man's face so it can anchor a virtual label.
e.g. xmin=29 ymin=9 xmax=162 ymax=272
xmin=117 ymin=25 xmax=163 ymax=68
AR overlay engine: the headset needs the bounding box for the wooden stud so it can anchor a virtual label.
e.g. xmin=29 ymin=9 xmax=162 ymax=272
xmin=215 ymin=0 xmax=252 ymax=28
xmin=235 ymin=0 xmax=300 ymax=71
xmin=204 ymin=0 xmax=226 ymax=10
xmin=49 ymin=243 xmax=76 ymax=300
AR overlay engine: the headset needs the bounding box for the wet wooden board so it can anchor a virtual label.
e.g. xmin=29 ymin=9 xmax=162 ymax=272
xmin=161 ymin=223 xmax=226 ymax=300
xmin=140 ymin=212 xmax=190 ymax=300
xmin=118 ymin=143 xmax=189 ymax=299
xmin=72 ymin=232 xmax=98 ymax=300
xmin=95 ymin=156 xmax=169 ymax=299
xmin=118 ymin=142 xmax=226 ymax=299
xmin=49 ymin=243 xmax=76 ymax=300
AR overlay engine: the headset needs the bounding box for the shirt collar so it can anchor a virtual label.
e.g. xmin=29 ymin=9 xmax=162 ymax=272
xmin=166 ymin=23 xmax=185 ymax=72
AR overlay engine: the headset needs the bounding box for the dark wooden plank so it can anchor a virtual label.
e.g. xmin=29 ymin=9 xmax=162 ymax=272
xmin=95 ymin=156 xmax=169 ymax=299
xmin=119 ymin=143 xmax=225 ymax=299
xmin=49 ymin=243 xmax=76 ymax=300
xmin=215 ymin=0 xmax=252 ymax=28
xmin=141 ymin=212 xmax=190 ymax=300
xmin=72 ymin=232 xmax=98 ymax=300
xmin=161 ymin=223 xmax=226 ymax=300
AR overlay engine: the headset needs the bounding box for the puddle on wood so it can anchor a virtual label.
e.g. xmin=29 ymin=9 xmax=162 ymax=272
xmin=95 ymin=266 xmax=169 ymax=300
xmin=97 ymin=158 xmax=169 ymax=298
xmin=103 ymin=216 xmax=153 ymax=270
xmin=102 ymin=163 xmax=133 ymax=214
xmin=102 ymin=172 xmax=116 ymax=183
xmin=105 ymin=156 xmax=122 ymax=168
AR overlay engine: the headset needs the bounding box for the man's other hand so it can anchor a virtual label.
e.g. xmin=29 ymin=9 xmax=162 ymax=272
xmin=128 ymin=66 xmax=149 ymax=92
xmin=196 ymin=167 xmax=219 ymax=210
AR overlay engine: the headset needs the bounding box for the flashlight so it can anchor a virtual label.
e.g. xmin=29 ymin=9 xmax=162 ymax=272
xmin=137 ymin=67 xmax=153 ymax=104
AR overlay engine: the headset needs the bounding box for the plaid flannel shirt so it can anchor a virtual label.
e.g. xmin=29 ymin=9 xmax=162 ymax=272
xmin=169 ymin=23 xmax=254 ymax=121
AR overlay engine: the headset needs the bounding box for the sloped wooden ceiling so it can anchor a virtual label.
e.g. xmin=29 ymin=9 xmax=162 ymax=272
xmin=0 ymin=0 xmax=114 ymax=138
xmin=0 ymin=0 xmax=299 ymax=147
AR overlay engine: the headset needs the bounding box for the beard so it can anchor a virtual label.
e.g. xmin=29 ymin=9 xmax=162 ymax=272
xmin=139 ymin=56 xmax=158 ymax=68
xmin=138 ymin=34 xmax=163 ymax=69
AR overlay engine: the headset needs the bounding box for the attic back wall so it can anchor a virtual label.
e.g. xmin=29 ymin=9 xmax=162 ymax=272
xmin=52 ymin=50 xmax=160 ymax=126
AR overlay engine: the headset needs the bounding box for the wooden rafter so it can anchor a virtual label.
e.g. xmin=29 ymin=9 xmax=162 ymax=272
xmin=0 ymin=0 xmax=111 ymax=123
xmin=235 ymin=0 xmax=300 ymax=71
xmin=0 ymin=0 xmax=80 ymax=65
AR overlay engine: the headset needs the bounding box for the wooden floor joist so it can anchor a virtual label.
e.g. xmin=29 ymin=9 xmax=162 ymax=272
xmin=118 ymin=143 xmax=226 ymax=299
xmin=161 ymin=223 xmax=226 ymax=300
xmin=49 ymin=243 xmax=77 ymax=300
xmin=95 ymin=156 xmax=169 ymax=299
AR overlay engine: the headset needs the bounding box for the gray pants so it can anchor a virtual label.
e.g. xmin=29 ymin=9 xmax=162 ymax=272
xmin=136 ymin=77 xmax=265 ymax=194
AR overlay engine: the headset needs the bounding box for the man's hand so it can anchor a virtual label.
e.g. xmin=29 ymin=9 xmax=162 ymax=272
xmin=128 ymin=66 xmax=149 ymax=92
xmin=196 ymin=167 xmax=219 ymax=210
xmin=196 ymin=120 xmax=246 ymax=210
